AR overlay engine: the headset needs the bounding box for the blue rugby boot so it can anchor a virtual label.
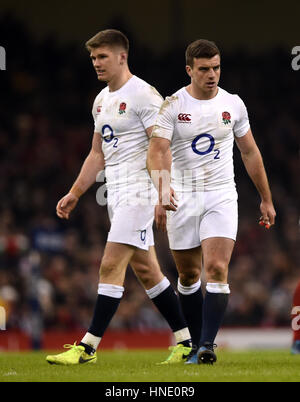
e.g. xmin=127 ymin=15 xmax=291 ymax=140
xmin=197 ymin=342 xmax=217 ymax=365
xmin=185 ymin=345 xmax=198 ymax=365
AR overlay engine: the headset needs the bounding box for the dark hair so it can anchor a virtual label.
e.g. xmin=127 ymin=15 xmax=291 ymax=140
xmin=85 ymin=29 xmax=129 ymax=53
xmin=186 ymin=39 xmax=220 ymax=67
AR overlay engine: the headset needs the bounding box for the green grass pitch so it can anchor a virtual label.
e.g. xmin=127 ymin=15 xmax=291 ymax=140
xmin=0 ymin=349 xmax=299 ymax=382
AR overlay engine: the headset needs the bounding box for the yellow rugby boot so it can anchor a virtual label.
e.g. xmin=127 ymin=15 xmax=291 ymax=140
xmin=46 ymin=342 xmax=97 ymax=365
xmin=157 ymin=344 xmax=192 ymax=365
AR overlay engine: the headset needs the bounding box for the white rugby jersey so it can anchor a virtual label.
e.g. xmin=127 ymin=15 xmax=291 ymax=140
xmin=92 ymin=75 xmax=163 ymax=189
xmin=152 ymin=86 xmax=250 ymax=191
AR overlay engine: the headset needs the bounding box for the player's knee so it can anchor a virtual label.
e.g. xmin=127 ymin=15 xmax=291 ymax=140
xmin=205 ymin=260 xmax=228 ymax=282
xmin=99 ymin=258 xmax=119 ymax=279
xmin=133 ymin=262 xmax=150 ymax=278
xmin=179 ymin=269 xmax=201 ymax=287
xmin=133 ymin=262 xmax=157 ymax=286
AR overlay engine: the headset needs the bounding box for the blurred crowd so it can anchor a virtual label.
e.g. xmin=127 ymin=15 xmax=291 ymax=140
xmin=0 ymin=13 xmax=299 ymax=338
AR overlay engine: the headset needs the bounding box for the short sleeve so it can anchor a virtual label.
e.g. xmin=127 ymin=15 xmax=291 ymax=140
xmin=233 ymin=95 xmax=251 ymax=138
xmin=92 ymin=91 xmax=105 ymax=134
xmin=136 ymin=86 xmax=164 ymax=130
xmin=151 ymin=97 xmax=176 ymax=142
xmin=91 ymin=98 xmax=98 ymax=132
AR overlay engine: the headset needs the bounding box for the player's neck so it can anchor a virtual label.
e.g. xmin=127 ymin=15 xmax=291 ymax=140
xmin=186 ymin=84 xmax=218 ymax=100
xmin=108 ymin=69 xmax=133 ymax=92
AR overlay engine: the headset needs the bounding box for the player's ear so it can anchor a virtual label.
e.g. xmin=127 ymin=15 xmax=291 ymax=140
xmin=186 ymin=65 xmax=192 ymax=78
xmin=119 ymin=51 xmax=127 ymax=65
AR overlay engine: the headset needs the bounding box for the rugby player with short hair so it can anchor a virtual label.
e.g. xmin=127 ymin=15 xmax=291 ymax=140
xmin=147 ymin=39 xmax=276 ymax=364
xmin=46 ymin=30 xmax=192 ymax=365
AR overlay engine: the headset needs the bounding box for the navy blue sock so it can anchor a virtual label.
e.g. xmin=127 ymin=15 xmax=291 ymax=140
xmin=178 ymin=287 xmax=203 ymax=348
xmin=88 ymin=294 xmax=122 ymax=338
xmin=151 ymin=285 xmax=191 ymax=347
xmin=199 ymin=291 xmax=229 ymax=346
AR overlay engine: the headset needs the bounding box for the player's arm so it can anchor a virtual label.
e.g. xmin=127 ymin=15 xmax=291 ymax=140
xmin=147 ymin=135 xmax=175 ymax=232
xmin=69 ymin=131 xmax=104 ymax=197
xmin=56 ymin=132 xmax=104 ymax=219
xmin=235 ymin=129 xmax=276 ymax=228
xmin=147 ymin=135 xmax=177 ymax=211
xmin=145 ymin=126 xmax=154 ymax=138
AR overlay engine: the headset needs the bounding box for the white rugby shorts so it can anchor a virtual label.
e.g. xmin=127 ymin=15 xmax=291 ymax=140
xmin=106 ymin=186 xmax=157 ymax=250
xmin=166 ymin=188 xmax=238 ymax=250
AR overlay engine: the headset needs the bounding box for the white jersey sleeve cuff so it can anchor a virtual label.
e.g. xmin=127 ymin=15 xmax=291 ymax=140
xmin=151 ymin=126 xmax=173 ymax=141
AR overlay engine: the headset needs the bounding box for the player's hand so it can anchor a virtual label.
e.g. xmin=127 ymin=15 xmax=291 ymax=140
xmin=160 ymin=187 xmax=178 ymax=211
xmin=259 ymin=200 xmax=276 ymax=229
xmin=155 ymin=204 xmax=167 ymax=232
xmin=56 ymin=193 xmax=79 ymax=220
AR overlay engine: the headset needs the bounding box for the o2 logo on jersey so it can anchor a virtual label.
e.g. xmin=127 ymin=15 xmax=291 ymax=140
xmin=192 ymin=133 xmax=220 ymax=160
xmin=102 ymin=124 xmax=119 ymax=148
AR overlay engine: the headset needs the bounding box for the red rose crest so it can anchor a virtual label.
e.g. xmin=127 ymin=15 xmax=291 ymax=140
xmin=119 ymin=102 xmax=127 ymax=114
xmin=222 ymin=111 xmax=231 ymax=125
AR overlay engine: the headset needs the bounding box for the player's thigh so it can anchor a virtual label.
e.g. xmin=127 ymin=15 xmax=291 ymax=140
xmin=201 ymin=237 xmax=235 ymax=283
xmin=200 ymin=189 xmax=238 ymax=244
xmin=166 ymin=191 xmax=203 ymax=251
xmin=171 ymin=246 xmax=202 ymax=286
xmin=107 ymin=193 xmax=155 ymax=251
xmin=100 ymin=241 xmax=136 ymax=285
xmin=130 ymin=246 xmax=164 ymax=289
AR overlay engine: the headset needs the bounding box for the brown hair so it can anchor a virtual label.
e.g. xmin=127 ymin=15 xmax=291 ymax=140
xmin=85 ymin=29 xmax=129 ymax=53
xmin=186 ymin=39 xmax=220 ymax=67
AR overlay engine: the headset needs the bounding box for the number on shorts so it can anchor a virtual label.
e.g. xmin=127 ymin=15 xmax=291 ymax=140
xmin=140 ymin=230 xmax=146 ymax=244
